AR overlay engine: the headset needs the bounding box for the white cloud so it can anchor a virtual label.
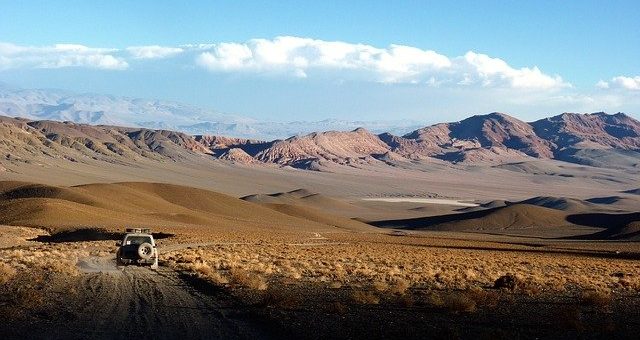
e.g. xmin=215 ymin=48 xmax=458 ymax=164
xmin=126 ymin=45 xmax=184 ymax=59
xmin=0 ymin=42 xmax=128 ymax=70
xmin=596 ymin=80 xmax=610 ymax=89
xmin=197 ymin=43 xmax=254 ymax=70
xmin=615 ymin=76 xmax=640 ymax=90
xmin=196 ymin=36 xmax=453 ymax=82
xmin=597 ymin=75 xmax=640 ymax=91
xmin=459 ymin=52 xmax=569 ymax=89
xmin=195 ymin=36 xmax=568 ymax=90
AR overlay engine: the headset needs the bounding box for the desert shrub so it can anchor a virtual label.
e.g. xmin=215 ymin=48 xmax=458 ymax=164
xmin=191 ymin=262 xmax=213 ymax=277
xmin=444 ymin=292 xmax=476 ymax=313
xmin=581 ymin=289 xmax=612 ymax=308
xmin=618 ymin=278 xmax=631 ymax=288
xmin=0 ymin=269 xmax=47 ymax=316
xmin=494 ymin=274 xmax=517 ymax=290
xmin=207 ymin=271 xmax=229 ymax=285
xmin=230 ymin=268 xmax=268 ymax=290
xmin=372 ymin=280 xmax=389 ymax=292
xmin=398 ymin=294 xmax=414 ymax=307
xmin=518 ymin=281 xmax=542 ymax=296
xmin=352 ymin=290 xmax=380 ymax=304
xmin=329 ymin=281 xmax=342 ymax=289
xmin=260 ymin=288 xmax=300 ymax=309
xmin=327 ymin=301 xmax=347 ymax=314
xmin=467 ymin=287 xmax=499 ymax=308
xmin=0 ymin=262 xmax=16 ymax=284
xmin=424 ymin=291 xmax=445 ymax=307
xmin=388 ymin=278 xmax=410 ymax=295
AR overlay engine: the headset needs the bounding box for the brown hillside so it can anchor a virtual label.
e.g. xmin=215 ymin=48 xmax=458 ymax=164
xmin=261 ymin=203 xmax=377 ymax=232
xmin=0 ymin=181 xmax=370 ymax=233
xmin=372 ymin=204 xmax=572 ymax=232
xmin=242 ymin=189 xmax=359 ymax=214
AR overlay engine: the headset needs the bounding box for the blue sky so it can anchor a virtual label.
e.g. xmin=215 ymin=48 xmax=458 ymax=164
xmin=1 ymin=1 xmax=638 ymax=122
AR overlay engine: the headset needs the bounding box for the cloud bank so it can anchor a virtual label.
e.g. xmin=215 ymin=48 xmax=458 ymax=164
xmin=126 ymin=45 xmax=184 ymax=59
xmin=597 ymin=76 xmax=640 ymax=91
xmin=0 ymin=43 xmax=128 ymax=70
xmin=0 ymin=37 xmax=570 ymax=90
xmin=0 ymin=37 xmax=635 ymax=100
xmin=195 ymin=36 xmax=569 ymax=90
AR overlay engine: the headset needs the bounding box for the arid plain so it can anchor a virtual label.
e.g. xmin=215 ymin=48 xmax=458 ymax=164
xmin=1 ymin=112 xmax=640 ymax=339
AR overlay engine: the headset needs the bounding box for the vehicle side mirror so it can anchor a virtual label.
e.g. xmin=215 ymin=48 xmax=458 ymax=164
xmin=115 ymin=241 xmax=122 ymax=246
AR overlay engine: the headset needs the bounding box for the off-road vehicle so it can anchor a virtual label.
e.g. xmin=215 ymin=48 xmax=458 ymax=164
xmin=116 ymin=228 xmax=158 ymax=269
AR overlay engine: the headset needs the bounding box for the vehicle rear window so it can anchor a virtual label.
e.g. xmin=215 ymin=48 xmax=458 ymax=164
xmin=124 ymin=236 xmax=152 ymax=245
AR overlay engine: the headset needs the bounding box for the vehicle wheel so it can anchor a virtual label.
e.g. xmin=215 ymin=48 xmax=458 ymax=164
xmin=138 ymin=243 xmax=153 ymax=260
xmin=115 ymin=251 xmax=123 ymax=266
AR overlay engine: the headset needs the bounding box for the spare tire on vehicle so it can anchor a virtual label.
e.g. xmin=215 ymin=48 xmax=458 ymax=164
xmin=138 ymin=242 xmax=153 ymax=260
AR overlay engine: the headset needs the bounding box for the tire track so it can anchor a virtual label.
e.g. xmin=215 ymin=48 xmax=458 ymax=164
xmin=59 ymin=253 xmax=263 ymax=340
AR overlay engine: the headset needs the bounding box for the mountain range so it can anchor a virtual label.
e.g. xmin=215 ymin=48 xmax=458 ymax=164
xmin=1 ymin=109 xmax=638 ymax=172
xmin=0 ymin=85 xmax=426 ymax=140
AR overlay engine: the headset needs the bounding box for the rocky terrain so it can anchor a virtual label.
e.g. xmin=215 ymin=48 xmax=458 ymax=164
xmin=1 ymin=111 xmax=638 ymax=171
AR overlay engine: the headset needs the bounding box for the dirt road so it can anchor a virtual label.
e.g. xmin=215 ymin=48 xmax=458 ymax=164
xmin=6 ymin=252 xmax=271 ymax=340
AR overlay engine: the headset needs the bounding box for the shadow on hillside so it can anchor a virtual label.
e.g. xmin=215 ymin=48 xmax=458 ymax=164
xmin=31 ymin=228 xmax=174 ymax=243
xmin=370 ymin=207 xmax=498 ymax=229
xmin=565 ymin=212 xmax=640 ymax=240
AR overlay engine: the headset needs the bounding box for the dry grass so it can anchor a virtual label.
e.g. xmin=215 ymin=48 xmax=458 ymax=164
xmin=581 ymin=289 xmax=612 ymax=308
xmin=466 ymin=287 xmax=500 ymax=308
xmin=0 ymin=262 xmax=16 ymax=284
xmin=260 ymin=289 xmax=300 ymax=309
xmin=0 ymin=240 xmax=91 ymax=321
xmin=388 ymin=278 xmax=410 ymax=295
xmin=424 ymin=291 xmax=446 ymax=307
xmin=352 ymin=290 xmax=380 ymax=304
xmin=398 ymin=294 xmax=414 ymax=307
xmin=0 ymin=244 xmax=84 ymax=278
xmin=444 ymin=293 xmax=476 ymax=313
xmin=230 ymin=268 xmax=268 ymax=290
xmin=164 ymin=232 xmax=640 ymax=297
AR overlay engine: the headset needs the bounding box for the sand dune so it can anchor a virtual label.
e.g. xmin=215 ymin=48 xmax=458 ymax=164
xmin=242 ymin=189 xmax=359 ymax=213
xmin=371 ymin=195 xmax=640 ymax=239
xmin=0 ymin=181 xmax=372 ymax=233
xmin=518 ymin=196 xmax=595 ymax=212
xmin=461 ymin=194 xmax=635 ymax=214
xmin=372 ymin=204 xmax=572 ymax=231
xmin=261 ymin=203 xmax=377 ymax=232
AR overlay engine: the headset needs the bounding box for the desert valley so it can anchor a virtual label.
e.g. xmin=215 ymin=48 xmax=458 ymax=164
xmin=1 ymin=107 xmax=640 ymax=339
xmin=2 ymin=3 xmax=640 ymax=338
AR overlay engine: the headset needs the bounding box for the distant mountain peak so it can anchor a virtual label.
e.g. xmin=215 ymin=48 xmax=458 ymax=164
xmin=0 ymin=85 xmax=427 ymax=140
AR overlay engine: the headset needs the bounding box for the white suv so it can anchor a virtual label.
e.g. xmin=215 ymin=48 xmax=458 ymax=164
xmin=116 ymin=228 xmax=158 ymax=269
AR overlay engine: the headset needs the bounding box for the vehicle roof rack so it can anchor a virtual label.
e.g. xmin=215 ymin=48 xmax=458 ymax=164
xmin=125 ymin=228 xmax=151 ymax=234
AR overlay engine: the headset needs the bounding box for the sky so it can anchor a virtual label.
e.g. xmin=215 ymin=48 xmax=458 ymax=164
xmin=0 ymin=0 xmax=639 ymax=122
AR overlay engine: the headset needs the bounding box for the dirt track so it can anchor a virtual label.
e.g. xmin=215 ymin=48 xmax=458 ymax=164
xmin=6 ymin=253 xmax=268 ymax=340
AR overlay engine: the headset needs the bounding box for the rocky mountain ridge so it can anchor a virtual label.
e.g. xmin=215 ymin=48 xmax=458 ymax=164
xmin=0 ymin=111 xmax=638 ymax=171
